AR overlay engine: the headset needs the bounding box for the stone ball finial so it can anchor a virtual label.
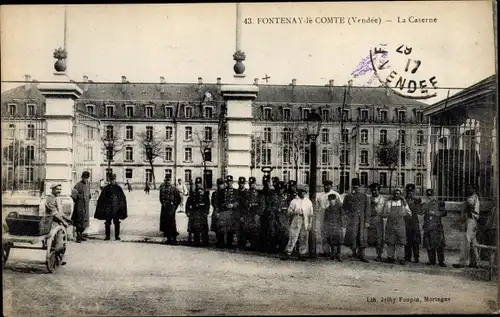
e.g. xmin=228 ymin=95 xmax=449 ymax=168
xmin=53 ymin=47 xmax=67 ymax=72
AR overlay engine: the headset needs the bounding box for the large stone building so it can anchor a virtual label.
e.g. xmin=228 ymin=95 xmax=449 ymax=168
xmin=2 ymin=75 xmax=429 ymax=192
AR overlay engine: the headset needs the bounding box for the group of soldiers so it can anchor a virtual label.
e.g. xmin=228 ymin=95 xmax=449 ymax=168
xmin=155 ymin=173 xmax=456 ymax=266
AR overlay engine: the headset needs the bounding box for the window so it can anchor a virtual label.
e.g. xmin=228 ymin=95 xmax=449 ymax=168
xmin=25 ymin=167 xmax=34 ymax=183
xmin=416 ymin=130 xmax=424 ymax=145
xmin=321 ymin=128 xmax=329 ymax=143
xmin=340 ymin=150 xmax=350 ymax=165
xmin=105 ymin=147 xmax=113 ymax=161
xmin=379 ymin=110 xmax=388 ymax=122
xmin=399 ymin=130 xmax=406 ymax=144
xmin=85 ymin=145 xmax=93 ymax=161
xmin=282 ymin=147 xmax=291 ymax=164
xmin=379 ymin=129 xmax=387 ymax=144
xmin=204 ymin=127 xmax=213 ymax=141
xmin=184 ymin=170 xmax=192 ymax=183
xmin=184 ymin=148 xmax=192 ymax=162
xmin=8 ymin=124 xmax=15 ymax=138
xmin=126 ymin=106 xmax=134 ymax=118
xmin=360 ymin=129 xmax=369 ymax=144
xmin=86 ymin=105 xmax=94 ymax=115
xmin=204 ymin=148 xmax=212 ymax=162
xmin=165 ymin=107 xmax=173 ymax=118
xmin=321 ymin=171 xmax=329 ymax=183
xmin=416 ymin=173 xmax=423 ymax=186
xmin=302 ymin=108 xmax=311 ymax=120
xmin=398 ymin=172 xmax=405 ymax=187
xmin=379 ymin=172 xmax=387 ymax=187
xmin=106 ymin=125 xmax=114 ymax=140
xmin=26 ymin=124 xmax=35 ymax=139
xmin=282 ymin=128 xmax=291 ymax=143
xmin=398 ymin=110 xmax=406 ymax=122
xmin=283 ymin=171 xmax=290 ymax=183
xmin=145 ymin=106 xmax=154 ymax=118
xmin=125 ymin=146 xmax=133 ymax=161
xmin=360 ymin=150 xmax=369 ymax=165
xmin=304 ymin=171 xmax=310 ymax=186
xmin=165 ymin=126 xmax=173 ymax=140
xmin=283 ymin=108 xmax=291 ymax=120
xmin=165 ymin=147 xmax=173 ymax=161
xmin=400 ymin=151 xmax=406 ymax=166
xmin=8 ymin=104 xmax=16 ymax=116
xmin=360 ymin=172 xmax=368 ymax=186
xmin=321 ymin=148 xmax=329 ymax=165
xmin=145 ymin=169 xmax=153 ymax=183
xmin=342 ymin=128 xmax=349 ymax=143
xmin=204 ymin=107 xmax=213 ymax=118
xmin=106 ymin=105 xmax=114 ymax=118
xmin=86 ymin=126 xmax=94 ymax=140
xmin=185 ymin=107 xmax=193 ymax=118
xmin=416 ymin=151 xmax=423 ymax=166
xmin=165 ymin=169 xmax=172 ymax=180
xmin=322 ymin=109 xmax=330 ymax=120
xmin=185 ymin=127 xmax=192 ymax=140
xmin=342 ymin=109 xmax=349 ymax=121
xmin=302 ymin=147 xmax=310 ymax=165
xmin=27 ymin=104 xmax=36 ymax=116
xmin=146 ymin=126 xmax=153 ymax=141
xmin=416 ymin=111 xmax=424 ymax=122
xmin=26 ymin=145 xmax=35 ymax=162
xmin=264 ymin=127 xmax=272 ymax=142
xmin=263 ymin=108 xmax=272 ymax=120
xmin=262 ymin=148 xmax=272 ymax=165
xmin=125 ymin=126 xmax=133 ymax=140
xmin=125 ymin=169 xmax=133 ymax=179
xmin=360 ymin=109 xmax=369 ymax=121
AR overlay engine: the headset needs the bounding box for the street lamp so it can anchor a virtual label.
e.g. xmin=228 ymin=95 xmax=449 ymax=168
xmin=202 ymin=140 xmax=211 ymax=189
xmin=306 ymin=109 xmax=322 ymax=258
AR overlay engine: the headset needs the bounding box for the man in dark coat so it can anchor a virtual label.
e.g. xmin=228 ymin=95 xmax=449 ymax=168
xmin=324 ymin=193 xmax=344 ymax=261
xmin=71 ymin=171 xmax=91 ymax=243
xmin=268 ymin=181 xmax=290 ymax=253
xmin=421 ymin=188 xmax=447 ymax=267
xmin=238 ymin=177 xmax=264 ymax=250
xmin=404 ymin=183 xmax=422 ymax=263
xmin=211 ymin=178 xmax=225 ymax=246
xmin=94 ymin=174 xmax=128 ymax=241
xmin=186 ymin=177 xmax=210 ymax=247
xmin=258 ymin=175 xmax=273 ymax=252
xmin=235 ymin=177 xmax=247 ymax=248
xmin=343 ymin=178 xmax=371 ymax=262
xmin=217 ymin=175 xmax=240 ymax=248
xmin=159 ymin=176 xmax=182 ymax=244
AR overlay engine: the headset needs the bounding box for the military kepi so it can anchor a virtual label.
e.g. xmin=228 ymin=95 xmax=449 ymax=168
xmin=406 ymin=183 xmax=416 ymax=191
xmin=249 ymin=177 xmax=256 ymax=184
xmin=369 ymin=183 xmax=380 ymax=190
xmin=216 ymin=178 xmax=224 ymax=185
xmin=323 ymin=180 xmax=333 ymax=186
xmin=81 ymin=171 xmax=90 ymax=178
xmin=238 ymin=177 xmax=246 ymax=184
xmin=226 ymin=175 xmax=234 ymax=182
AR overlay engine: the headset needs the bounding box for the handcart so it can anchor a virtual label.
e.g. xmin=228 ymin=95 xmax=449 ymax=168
xmin=2 ymin=212 xmax=69 ymax=273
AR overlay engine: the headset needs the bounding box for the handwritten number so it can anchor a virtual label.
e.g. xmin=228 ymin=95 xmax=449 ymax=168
xmin=405 ymin=58 xmax=411 ymax=72
xmin=411 ymin=60 xmax=421 ymax=73
xmin=404 ymin=59 xmax=422 ymax=74
xmin=396 ymin=45 xmax=412 ymax=55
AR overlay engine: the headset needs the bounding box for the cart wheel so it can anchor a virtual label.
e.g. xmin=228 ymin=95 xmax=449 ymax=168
xmin=3 ymin=243 xmax=12 ymax=268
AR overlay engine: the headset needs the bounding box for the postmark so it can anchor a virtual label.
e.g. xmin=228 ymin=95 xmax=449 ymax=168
xmin=368 ymin=43 xmax=438 ymax=99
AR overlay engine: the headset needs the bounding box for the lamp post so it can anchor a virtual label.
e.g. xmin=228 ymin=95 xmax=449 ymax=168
xmin=202 ymin=140 xmax=210 ymax=189
xmin=105 ymin=144 xmax=113 ymax=182
xmin=306 ymin=109 xmax=322 ymax=258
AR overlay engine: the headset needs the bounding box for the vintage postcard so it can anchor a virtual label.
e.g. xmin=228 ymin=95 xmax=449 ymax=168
xmin=1 ymin=1 xmax=498 ymax=316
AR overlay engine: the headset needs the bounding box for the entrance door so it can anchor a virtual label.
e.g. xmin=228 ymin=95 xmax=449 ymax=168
xmin=204 ymin=170 xmax=213 ymax=189
xmin=339 ymin=171 xmax=350 ymax=193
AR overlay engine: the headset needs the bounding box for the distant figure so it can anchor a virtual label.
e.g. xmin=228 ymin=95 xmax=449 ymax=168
xmin=125 ymin=180 xmax=132 ymax=192
xmin=71 ymin=171 xmax=91 ymax=243
xmin=176 ymin=178 xmax=189 ymax=213
xmin=95 ymin=174 xmax=128 ymax=241
xmin=144 ymin=181 xmax=150 ymax=195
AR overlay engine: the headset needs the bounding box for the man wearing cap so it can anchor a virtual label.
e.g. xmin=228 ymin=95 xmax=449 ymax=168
xmin=238 ymin=177 xmax=264 ymax=250
xmin=324 ymin=193 xmax=345 ymax=261
xmin=268 ymin=181 xmax=291 ymax=253
xmin=287 ymin=180 xmax=298 ymax=204
xmin=315 ymin=180 xmax=342 ymax=257
xmin=45 ymin=184 xmax=69 ymax=265
xmin=71 ymin=171 xmax=92 ymax=243
xmin=281 ymin=186 xmax=314 ymax=261
xmin=404 ymin=183 xmax=422 ymax=263
xmin=343 ymin=178 xmax=371 ymax=262
xmin=159 ymin=176 xmax=182 ymax=244
xmin=211 ymin=178 xmax=225 ymax=246
xmin=94 ymin=174 xmax=128 ymax=241
xmin=421 ymin=188 xmax=447 ymax=267
xmin=368 ymin=183 xmax=388 ymax=262
xmin=217 ymin=175 xmax=240 ymax=248
xmin=186 ymin=177 xmax=210 ymax=247
xmin=235 ymin=176 xmax=247 ymax=248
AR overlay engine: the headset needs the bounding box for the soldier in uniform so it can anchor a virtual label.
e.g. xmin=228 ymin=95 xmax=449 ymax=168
xmin=271 ymin=181 xmax=291 ymax=254
xmin=217 ymin=175 xmax=240 ymax=248
xmin=258 ymin=175 xmax=273 ymax=252
xmin=238 ymin=177 xmax=263 ymax=250
xmin=186 ymin=177 xmax=210 ymax=247
xmin=211 ymin=178 xmax=225 ymax=247
xmin=404 ymin=183 xmax=422 ymax=263
xmin=159 ymin=176 xmax=182 ymax=245
xmin=236 ymin=176 xmax=247 ymax=248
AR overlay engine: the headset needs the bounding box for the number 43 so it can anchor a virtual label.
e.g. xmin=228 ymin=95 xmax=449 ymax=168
xmin=404 ymin=59 xmax=421 ymax=74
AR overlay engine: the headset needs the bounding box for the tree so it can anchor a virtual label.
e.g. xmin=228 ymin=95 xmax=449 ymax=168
xmin=278 ymin=122 xmax=308 ymax=181
xmin=137 ymin=127 xmax=163 ymax=189
xmin=250 ymin=135 xmax=262 ymax=171
xmin=3 ymin=140 xmax=32 ymax=190
xmin=101 ymin=124 xmax=124 ymax=181
xmin=193 ymin=127 xmax=217 ymax=189
xmin=374 ymin=138 xmax=408 ymax=192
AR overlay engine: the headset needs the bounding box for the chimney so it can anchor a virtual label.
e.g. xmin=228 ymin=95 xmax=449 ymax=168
xmin=198 ymin=77 xmax=203 ymax=85
xmin=291 ymin=78 xmax=297 ymax=86
xmin=24 ymin=74 xmax=32 ymax=91
xmin=83 ymin=75 xmax=89 ymax=82
xmin=216 ymin=77 xmax=221 ymax=85
xmin=82 ymin=75 xmax=89 ymax=92
xmin=160 ymin=76 xmax=166 ymax=84
xmin=328 ymin=79 xmax=334 ymax=92
xmin=254 ymin=78 xmax=259 ymax=86
xmin=348 ymin=79 xmax=353 ymax=87
xmin=385 ymin=86 xmax=390 ymax=96
xmin=121 ymin=76 xmax=128 ymax=93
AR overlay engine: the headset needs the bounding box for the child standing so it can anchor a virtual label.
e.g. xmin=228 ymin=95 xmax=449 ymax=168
xmin=324 ymin=193 xmax=345 ymax=261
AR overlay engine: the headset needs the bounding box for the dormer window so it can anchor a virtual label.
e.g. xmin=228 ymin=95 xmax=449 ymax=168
xmin=379 ymin=110 xmax=388 ymax=122
xmin=203 ymin=91 xmax=213 ymax=103
xmin=86 ymin=105 xmax=95 ymax=116
xmin=322 ymin=109 xmax=330 ymax=120
xmin=26 ymin=104 xmax=36 ymax=117
xmin=283 ymin=108 xmax=291 ymax=120
xmin=125 ymin=105 xmax=134 ymax=118
xmin=165 ymin=106 xmax=173 ymax=118
xmin=145 ymin=106 xmax=154 ymax=118
xmin=398 ymin=110 xmax=406 ymax=122
xmin=263 ymin=107 xmax=272 ymax=120
xmin=185 ymin=106 xmax=193 ymax=118
xmin=106 ymin=105 xmax=115 ymax=118
xmin=204 ymin=106 xmax=213 ymax=118
xmin=302 ymin=108 xmax=311 ymax=120
xmin=8 ymin=104 xmax=16 ymax=116
xmin=360 ymin=109 xmax=369 ymax=121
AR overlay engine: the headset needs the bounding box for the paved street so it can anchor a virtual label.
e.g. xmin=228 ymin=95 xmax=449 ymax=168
xmin=3 ymin=240 xmax=497 ymax=316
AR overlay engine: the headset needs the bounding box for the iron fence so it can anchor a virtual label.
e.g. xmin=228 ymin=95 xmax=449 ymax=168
xmin=73 ymin=111 xmax=101 ymax=191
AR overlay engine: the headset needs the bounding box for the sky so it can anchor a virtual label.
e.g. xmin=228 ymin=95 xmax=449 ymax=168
xmin=1 ymin=2 xmax=496 ymax=104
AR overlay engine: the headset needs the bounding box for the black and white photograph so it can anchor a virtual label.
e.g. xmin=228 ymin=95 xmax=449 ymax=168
xmin=1 ymin=2 xmax=498 ymax=315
